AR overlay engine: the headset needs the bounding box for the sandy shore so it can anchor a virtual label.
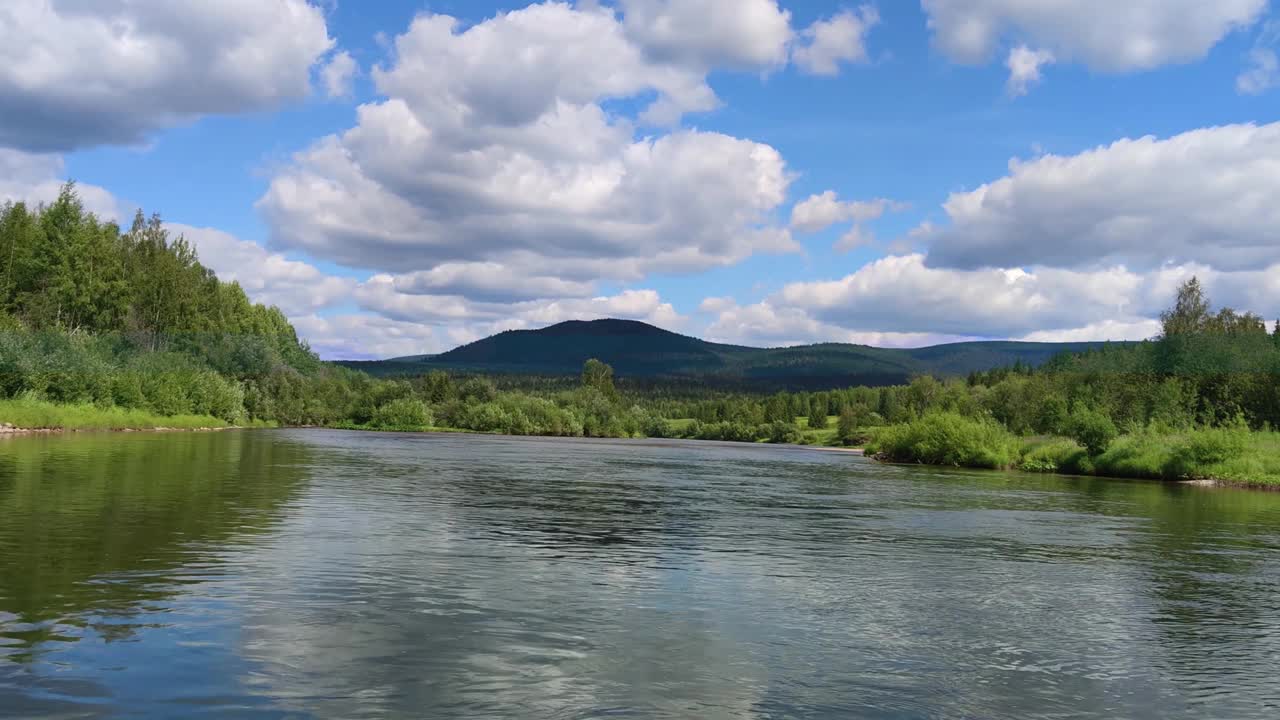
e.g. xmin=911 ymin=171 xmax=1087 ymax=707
xmin=801 ymin=445 xmax=865 ymax=456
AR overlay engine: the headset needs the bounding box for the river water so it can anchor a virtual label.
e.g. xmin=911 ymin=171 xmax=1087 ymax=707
xmin=1 ymin=429 xmax=1278 ymax=718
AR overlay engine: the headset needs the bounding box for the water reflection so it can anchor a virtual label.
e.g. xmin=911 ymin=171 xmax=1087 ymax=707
xmin=0 ymin=431 xmax=311 ymax=717
xmin=1 ymin=429 xmax=1278 ymax=718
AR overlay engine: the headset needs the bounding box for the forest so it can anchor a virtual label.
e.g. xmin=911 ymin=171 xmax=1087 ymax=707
xmin=2 ymin=187 xmax=1278 ymax=485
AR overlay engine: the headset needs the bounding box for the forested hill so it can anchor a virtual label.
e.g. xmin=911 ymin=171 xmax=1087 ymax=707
xmin=340 ymin=319 xmax=1124 ymax=389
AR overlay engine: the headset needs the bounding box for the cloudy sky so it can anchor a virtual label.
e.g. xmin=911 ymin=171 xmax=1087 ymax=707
xmin=3 ymin=0 xmax=1279 ymax=359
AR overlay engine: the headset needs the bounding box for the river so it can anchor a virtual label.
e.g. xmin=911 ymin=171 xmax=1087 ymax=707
xmin=1 ymin=429 xmax=1278 ymax=718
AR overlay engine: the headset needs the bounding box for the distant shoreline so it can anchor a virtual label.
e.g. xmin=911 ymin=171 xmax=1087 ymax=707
xmin=0 ymin=423 xmax=239 ymax=437
xmin=8 ymin=424 xmax=1274 ymax=491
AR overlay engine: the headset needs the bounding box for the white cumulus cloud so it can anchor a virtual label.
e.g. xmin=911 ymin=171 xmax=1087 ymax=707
xmin=921 ymin=122 xmax=1280 ymax=272
xmin=320 ymin=50 xmax=358 ymax=99
xmin=0 ymin=149 xmax=120 ymax=220
xmin=792 ymin=6 xmax=880 ymax=76
xmin=1238 ymin=48 xmax=1280 ymax=94
xmin=619 ymin=0 xmax=793 ymax=70
xmin=707 ymin=254 xmax=1280 ymax=345
xmin=258 ymin=2 xmax=797 ymax=290
xmin=1006 ymin=45 xmax=1054 ymax=96
xmin=705 ymin=296 xmax=971 ymax=348
xmin=922 ymin=0 xmax=1265 ymax=71
xmin=0 ymin=0 xmax=335 ymax=151
xmin=790 ymin=191 xmax=904 ymax=233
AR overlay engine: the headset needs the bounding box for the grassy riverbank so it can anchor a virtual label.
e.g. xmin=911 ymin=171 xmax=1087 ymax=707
xmin=9 ymin=395 xmax=1276 ymax=488
xmin=0 ymin=397 xmax=273 ymax=432
xmin=865 ymin=412 xmax=1280 ymax=488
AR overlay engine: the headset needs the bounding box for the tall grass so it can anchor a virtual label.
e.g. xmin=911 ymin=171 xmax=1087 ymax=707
xmin=871 ymin=413 xmax=1280 ymax=487
xmin=1091 ymin=425 xmax=1278 ymax=486
xmin=0 ymin=396 xmax=233 ymax=431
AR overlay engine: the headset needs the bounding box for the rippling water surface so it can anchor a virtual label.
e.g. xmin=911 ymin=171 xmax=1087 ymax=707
xmin=1 ymin=429 xmax=1279 ymax=718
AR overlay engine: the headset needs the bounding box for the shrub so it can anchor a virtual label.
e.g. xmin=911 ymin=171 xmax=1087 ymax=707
xmin=767 ymin=420 xmax=802 ymax=445
xmin=1092 ymin=433 xmax=1171 ymax=479
xmin=461 ymin=401 xmax=508 ymax=433
xmin=694 ymin=421 xmax=759 ymax=443
xmin=144 ymin=373 xmax=191 ymax=416
xmin=1019 ymin=438 xmax=1088 ymax=474
xmin=866 ymin=412 xmax=1021 ymax=470
xmin=1034 ymin=395 xmax=1070 ymax=435
xmin=643 ymin=415 xmax=674 ymax=439
xmin=836 ymin=407 xmax=861 ymax=445
xmin=1163 ymin=423 xmax=1250 ymax=478
xmin=1069 ymin=407 xmax=1119 ymax=456
xmin=188 ymin=371 xmax=246 ymax=422
xmin=370 ymin=398 xmax=433 ymax=430
xmin=111 ymin=370 xmax=148 ymax=409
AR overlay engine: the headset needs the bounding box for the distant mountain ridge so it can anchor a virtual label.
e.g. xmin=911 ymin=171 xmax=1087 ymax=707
xmin=341 ymin=318 xmax=1130 ymax=389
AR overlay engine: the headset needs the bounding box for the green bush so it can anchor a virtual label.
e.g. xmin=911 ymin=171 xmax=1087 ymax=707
xmin=1019 ymin=438 xmax=1088 ymax=474
xmin=143 ymin=373 xmax=190 ymax=416
xmin=1167 ymin=424 xmax=1249 ymax=473
xmin=188 ymin=371 xmax=245 ymax=423
xmin=1069 ymin=407 xmax=1119 ymax=456
xmin=643 ymin=415 xmax=674 ymax=439
xmin=1090 ymin=424 xmax=1253 ymax=481
xmin=1092 ymin=432 xmax=1173 ymax=479
xmin=836 ymin=407 xmax=862 ymax=445
xmin=866 ymin=412 xmax=1021 ymax=470
xmin=370 ymin=398 xmax=433 ymax=430
xmin=767 ymin=420 xmax=802 ymax=445
xmin=693 ymin=421 xmax=759 ymax=443
xmin=111 ymin=370 xmax=148 ymax=409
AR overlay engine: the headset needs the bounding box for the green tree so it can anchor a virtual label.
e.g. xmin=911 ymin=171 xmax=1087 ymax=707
xmin=837 ymin=406 xmax=862 ymax=446
xmin=581 ymin=358 xmax=617 ymax=400
xmin=1069 ymin=407 xmax=1119 ymax=456
xmin=1161 ymin=277 xmax=1210 ymax=338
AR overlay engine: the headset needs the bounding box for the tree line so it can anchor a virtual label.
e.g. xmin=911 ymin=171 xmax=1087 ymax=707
xmin=2 ymin=187 xmax=1277 ymax=459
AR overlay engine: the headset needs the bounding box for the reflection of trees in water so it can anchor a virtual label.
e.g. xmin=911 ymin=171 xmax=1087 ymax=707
xmin=0 ymin=431 xmax=311 ymax=647
xmin=5 ymin=430 xmax=1276 ymax=717
xmin=733 ymin=466 xmax=1280 ymax=718
xmin=1115 ymin=483 xmax=1280 ymax=706
xmin=1036 ymin=478 xmax=1280 ymax=628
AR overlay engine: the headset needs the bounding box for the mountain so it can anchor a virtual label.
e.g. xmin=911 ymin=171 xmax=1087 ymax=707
xmin=340 ymin=319 xmax=1128 ymax=389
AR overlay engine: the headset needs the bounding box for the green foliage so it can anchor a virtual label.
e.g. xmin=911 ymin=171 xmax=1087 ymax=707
xmin=0 ymin=188 xmax=334 ymax=428
xmin=836 ymin=406 xmax=862 ymax=446
xmin=371 ymin=398 xmax=434 ymax=430
xmin=0 ymin=396 xmax=229 ymax=431
xmin=1088 ymin=422 xmax=1256 ymax=481
xmin=581 ymin=358 xmax=618 ymax=400
xmin=1018 ymin=438 xmax=1088 ymax=474
xmin=1068 ymin=407 xmax=1119 ymax=456
xmin=1163 ymin=423 xmax=1249 ymax=478
xmin=767 ymin=420 xmax=802 ymax=445
xmin=4 ymin=200 xmax=1278 ymax=489
xmin=866 ymin=412 xmax=1021 ymax=470
xmin=1160 ymin=276 xmax=1211 ymax=338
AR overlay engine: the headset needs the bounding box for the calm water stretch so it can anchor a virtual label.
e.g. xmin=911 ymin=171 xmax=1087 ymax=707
xmin=1 ymin=430 xmax=1278 ymax=718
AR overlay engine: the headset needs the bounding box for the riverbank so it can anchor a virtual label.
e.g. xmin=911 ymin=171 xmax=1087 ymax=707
xmin=7 ymin=397 xmax=1273 ymax=489
xmin=864 ymin=413 xmax=1280 ymax=489
xmin=0 ymin=398 xmax=272 ymax=434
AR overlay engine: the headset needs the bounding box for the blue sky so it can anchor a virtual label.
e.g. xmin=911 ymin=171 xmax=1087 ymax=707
xmin=3 ymin=0 xmax=1279 ymax=358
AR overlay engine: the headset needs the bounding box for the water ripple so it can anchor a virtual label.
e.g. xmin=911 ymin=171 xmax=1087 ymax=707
xmin=1 ymin=430 xmax=1279 ymax=718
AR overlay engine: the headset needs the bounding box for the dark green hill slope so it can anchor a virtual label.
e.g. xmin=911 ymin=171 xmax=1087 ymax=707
xmin=339 ymin=319 xmax=1128 ymax=389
